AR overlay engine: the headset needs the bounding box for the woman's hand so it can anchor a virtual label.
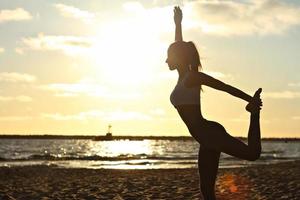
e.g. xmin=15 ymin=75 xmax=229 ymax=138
xmin=246 ymin=88 xmax=263 ymax=113
xmin=174 ymin=6 xmax=182 ymax=25
xmin=174 ymin=6 xmax=183 ymax=41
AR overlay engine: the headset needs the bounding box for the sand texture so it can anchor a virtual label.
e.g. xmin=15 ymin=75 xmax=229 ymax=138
xmin=0 ymin=161 xmax=299 ymax=200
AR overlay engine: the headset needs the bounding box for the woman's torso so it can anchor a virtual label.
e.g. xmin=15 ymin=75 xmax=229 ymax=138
xmin=170 ymin=72 xmax=227 ymax=144
xmin=170 ymin=72 xmax=201 ymax=107
xmin=170 ymin=72 xmax=205 ymax=139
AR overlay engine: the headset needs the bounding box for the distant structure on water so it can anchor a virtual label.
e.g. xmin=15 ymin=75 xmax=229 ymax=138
xmin=93 ymin=125 xmax=113 ymax=141
xmin=106 ymin=124 xmax=113 ymax=139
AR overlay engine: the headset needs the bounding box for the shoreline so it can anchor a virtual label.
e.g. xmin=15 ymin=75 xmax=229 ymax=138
xmin=1 ymin=160 xmax=299 ymax=199
xmin=1 ymin=135 xmax=299 ymax=141
xmin=0 ymin=159 xmax=298 ymax=169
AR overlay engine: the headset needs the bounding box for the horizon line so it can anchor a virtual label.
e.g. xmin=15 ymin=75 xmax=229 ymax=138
xmin=0 ymin=134 xmax=299 ymax=140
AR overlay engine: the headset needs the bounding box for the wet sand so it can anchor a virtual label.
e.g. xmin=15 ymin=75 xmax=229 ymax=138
xmin=0 ymin=161 xmax=299 ymax=200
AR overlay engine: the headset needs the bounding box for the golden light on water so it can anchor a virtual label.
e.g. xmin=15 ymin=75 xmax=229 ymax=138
xmin=92 ymin=140 xmax=153 ymax=157
xmin=106 ymin=140 xmax=152 ymax=156
xmin=86 ymin=140 xmax=159 ymax=169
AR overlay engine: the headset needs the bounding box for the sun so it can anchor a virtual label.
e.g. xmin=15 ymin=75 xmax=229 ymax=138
xmin=91 ymin=20 xmax=164 ymax=87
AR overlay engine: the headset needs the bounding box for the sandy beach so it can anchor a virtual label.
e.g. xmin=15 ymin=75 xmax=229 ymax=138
xmin=0 ymin=161 xmax=299 ymax=200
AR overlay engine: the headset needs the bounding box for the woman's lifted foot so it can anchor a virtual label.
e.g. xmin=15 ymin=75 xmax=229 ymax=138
xmin=246 ymin=88 xmax=262 ymax=114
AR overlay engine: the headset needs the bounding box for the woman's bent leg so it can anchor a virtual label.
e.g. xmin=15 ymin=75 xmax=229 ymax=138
xmin=217 ymin=112 xmax=261 ymax=161
xmin=176 ymin=105 xmax=261 ymax=161
xmin=198 ymin=145 xmax=221 ymax=200
xmin=196 ymin=113 xmax=261 ymax=161
xmin=247 ymin=112 xmax=261 ymax=159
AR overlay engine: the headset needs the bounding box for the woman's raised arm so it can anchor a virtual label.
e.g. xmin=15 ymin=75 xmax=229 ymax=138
xmin=174 ymin=6 xmax=183 ymax=42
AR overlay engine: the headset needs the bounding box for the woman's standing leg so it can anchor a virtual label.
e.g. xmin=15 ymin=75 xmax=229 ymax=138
xmin=198 ymin=145 xmax=221 ymax=200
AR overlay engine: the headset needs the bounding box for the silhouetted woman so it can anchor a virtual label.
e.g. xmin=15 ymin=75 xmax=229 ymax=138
xmin=166 ymin=7 xmax=262 ymax=200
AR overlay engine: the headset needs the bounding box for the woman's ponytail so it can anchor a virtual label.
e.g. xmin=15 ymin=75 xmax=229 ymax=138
xmin=187 ymin=41 xmax=202 ymax=72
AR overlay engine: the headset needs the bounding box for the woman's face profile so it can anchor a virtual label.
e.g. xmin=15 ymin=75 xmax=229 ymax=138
xmin=166 ymin=48 xmax=179 ymax=70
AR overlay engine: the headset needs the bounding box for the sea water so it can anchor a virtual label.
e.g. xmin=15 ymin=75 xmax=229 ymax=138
xmin=0 ymin=139 xmax=299 ymax=169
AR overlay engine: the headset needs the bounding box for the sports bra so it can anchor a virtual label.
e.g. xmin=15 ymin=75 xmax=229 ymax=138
xmin=170 ymin=72 xmax=200 ymax=107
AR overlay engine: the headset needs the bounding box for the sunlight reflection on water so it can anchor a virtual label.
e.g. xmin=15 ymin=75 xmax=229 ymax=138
xmin=0 ymin=139 xmax=299 ymax=169
xmin=89 ymin=140 xmax=154 ymax=157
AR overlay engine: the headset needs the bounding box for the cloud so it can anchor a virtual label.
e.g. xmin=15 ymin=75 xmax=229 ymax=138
xmin=0 ymin=72 xmax=36 ymax=83
xmin=150 ymin=108 xmax=166 ymax=116
xmin=122 ymin=1 xmax=175 ymax=33
xmin=184 ymin=0 xmax=300 ymax=36
xmin=288 ymin=82 xmax=300 ymax=87
xmin=38 ymin=79 xmax=142 ymax=100
xmin=39 ymin=81 xmax=107 ymax=97
xmin=15 ymin=95 xmax=33 ymax=102
xmin=263 ymin=91 xmax=300 ymax=99
xmin=0 ymin=95 xmax=32 ymax=102
xmin=54 ymin=3 xmax=95 ymax=24
xmin=292 ymin=116 xmax=300 ymax=120
xmin=106 ymin=110 xmax=152 ymax=121
xmin=18 ymin=33 xmax=92 ymax=56
xmin=41 ymin=111 xmax=104 ymax=121
xmin=42 ymin=110 xmax=152 ymax=121
xmin=15 ymin=48 xmax=24 ymax=55
xmin=123 ymin=2 xmax=145 ymax=13
xmin=0 ymin=116 xmax=32 ymax=121
xmin=0 ymin=47 xmax=4 ymax=54
xmin=0 ymin=8 xmax=32 ymax=23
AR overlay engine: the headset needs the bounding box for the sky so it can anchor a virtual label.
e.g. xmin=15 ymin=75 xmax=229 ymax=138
xmin=0 ymin=0 xmax=300 ymax=137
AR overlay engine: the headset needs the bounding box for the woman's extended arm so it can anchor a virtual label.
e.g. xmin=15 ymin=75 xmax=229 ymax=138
xmin=174 ymin=6 xmax=183 ymax=42
xmin=185 ymin=72 xmax=254 ymax=102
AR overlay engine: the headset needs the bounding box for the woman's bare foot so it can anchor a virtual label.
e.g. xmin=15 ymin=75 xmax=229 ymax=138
xmin=246 ymin=88 xmax=262 ymax=114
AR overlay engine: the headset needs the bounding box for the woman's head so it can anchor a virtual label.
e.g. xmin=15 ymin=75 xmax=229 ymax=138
xmin=166 ymin=41 xmax=202 ymax=71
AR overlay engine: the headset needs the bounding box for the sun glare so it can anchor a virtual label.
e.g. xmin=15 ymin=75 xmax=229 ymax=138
xmin=91 ymin=20 xmax=164 ymax=87
xmin=91 ymin=140 xmax=152 ymax=157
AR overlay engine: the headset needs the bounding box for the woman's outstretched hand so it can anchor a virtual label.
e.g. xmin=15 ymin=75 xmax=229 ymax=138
xmin=246 ymin=88 xmax=263 ymax=113
xmin=174 ymin=6 xmax=182 ymax=25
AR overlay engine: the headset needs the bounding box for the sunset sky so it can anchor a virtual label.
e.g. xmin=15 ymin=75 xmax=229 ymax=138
xmin=1 ymin=0 xmax=300 ymax=137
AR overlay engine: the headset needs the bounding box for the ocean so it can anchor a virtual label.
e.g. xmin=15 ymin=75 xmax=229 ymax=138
xmin=0 ymin=138 xmax=299 ymax=169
